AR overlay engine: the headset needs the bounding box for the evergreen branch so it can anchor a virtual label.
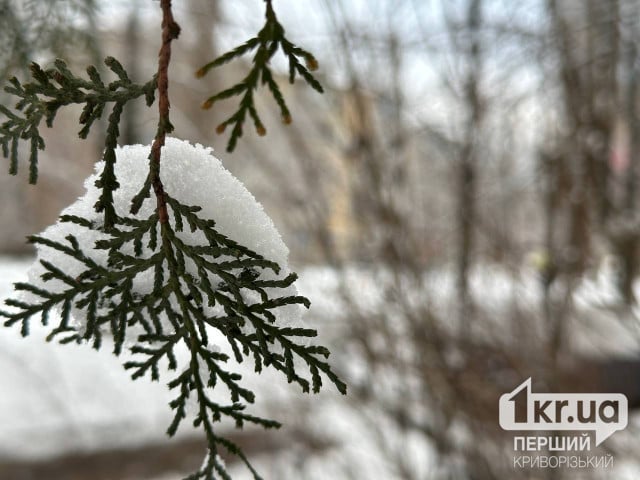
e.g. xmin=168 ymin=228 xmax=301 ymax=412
xmin=1 ymin=3 xmax=344 ymax=478
xmin=197 ymin=0 xmax=323 ymax=152
xmin=3 ymin=195 xmax=346 ymax=479
xmin=0 ymin=59 xmax=156 ymax=185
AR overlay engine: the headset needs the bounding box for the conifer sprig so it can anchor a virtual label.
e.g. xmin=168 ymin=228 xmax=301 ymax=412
xmin=0 ymin=58 xmax=156 ymax=185
xmin=1 ymin=1 xmax=344 ymax=478
xmin=0 ymin=195 xmax=346 ymax=479
xmin=197 ymin=0 xmax=323 ymax=152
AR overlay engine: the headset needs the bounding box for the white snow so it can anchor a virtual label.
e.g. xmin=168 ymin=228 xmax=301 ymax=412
xmin=0 ymin=258 xmax=181 ymax=460
xmin=0 ymin=137 xmax=309 ymax=468
xmin=3 ymin=255 xmax=640 ymax=478
xmin=24 ymin=137 xmax=302 ymax=338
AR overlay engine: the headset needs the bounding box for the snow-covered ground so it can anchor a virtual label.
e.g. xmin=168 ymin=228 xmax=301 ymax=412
xmin=3 ymin=256 xmax=640 ymax=479
xmin=0 ymin=257 xmax=181 ymax=460
xmin=0 ymin=257 xmax=388 ymax=480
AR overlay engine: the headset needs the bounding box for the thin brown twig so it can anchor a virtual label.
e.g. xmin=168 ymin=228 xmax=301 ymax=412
xmin=151 ymin=0 xmax=180 ymax=224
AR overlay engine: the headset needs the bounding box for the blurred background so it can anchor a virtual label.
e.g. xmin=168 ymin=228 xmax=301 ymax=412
xmin=2 ymin=0 xmax=640 ymax=478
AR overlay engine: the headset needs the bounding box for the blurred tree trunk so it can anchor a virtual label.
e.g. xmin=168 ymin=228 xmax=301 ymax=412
xmin=122 ymin=1 xmax=142 ymax=146
xmin=456 ymin=0 xmax=484 ymax=332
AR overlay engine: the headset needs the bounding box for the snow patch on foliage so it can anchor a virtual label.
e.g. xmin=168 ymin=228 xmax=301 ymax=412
xmin=26 ymin=137 xmax=300 ymax=332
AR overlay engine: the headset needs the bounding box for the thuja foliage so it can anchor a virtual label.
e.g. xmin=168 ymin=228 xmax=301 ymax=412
xmin=0 ymin=1 xmax=345 ymax=479
xmin=0 ymin=57 xmax=155 ymax=187
xmin=2 ymin=194 xmax=345 ymax=478
xmin=198 ymin=0 xmax=322 ymax=152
